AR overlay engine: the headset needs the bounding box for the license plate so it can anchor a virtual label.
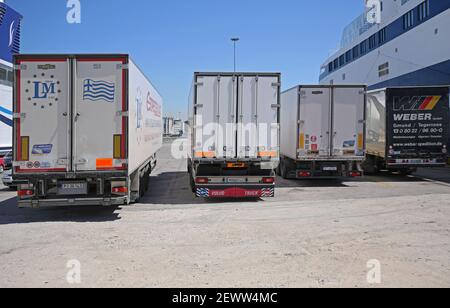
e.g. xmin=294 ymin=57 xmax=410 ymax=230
xmin=409 ymin=160 xmax=423 ymax=164
xmin=58 ymin=182 xmax=88 ymax=195
xmin=226 ymin=178 xmax=246 ymax=183
xmin=323 ymin=166 xmax=338 ymax=171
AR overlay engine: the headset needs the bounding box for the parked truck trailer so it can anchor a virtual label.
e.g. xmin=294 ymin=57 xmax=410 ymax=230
xmin=279 ymin=85 xmax=366 ymax=179
xmin=188 ymin=72 xmax=280 ymax=198
xmin=0 ymin=61 xmax=14 ymax=156
xmin=12 ymin=54 xmax=163 ymax=207
xmin=363 ymin=86 xmax=449 ymax=174
xmin=163 ymin=117 xmax=175 ymax=136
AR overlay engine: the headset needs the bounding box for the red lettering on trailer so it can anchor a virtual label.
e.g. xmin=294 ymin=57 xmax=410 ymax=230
xmin=146 ymin=92 xmax=161 ymax=117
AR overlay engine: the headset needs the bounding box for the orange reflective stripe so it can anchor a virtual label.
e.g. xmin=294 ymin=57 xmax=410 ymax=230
xmin=258 ymin=151 xmax=277 ymax=158
xmin=227 ymin=163 xmax=246 ymax=168
xmin=195 ymin=151 xmax=215 ymax=158
xmin=358 ymin=134 xmax=364 ymax=150
xmin=96 ymin=158 xmax=113 ymax=169
xmin=299 ymin=133 xmax=305 ymax=149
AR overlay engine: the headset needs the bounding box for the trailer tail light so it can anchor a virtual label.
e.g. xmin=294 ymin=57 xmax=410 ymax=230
xmin=18 ymin=184 xmax=34 ymax=198
xmin=18 ymin=189 xmax=34 ymax=197
xmin=195 ymin=177 xmax=209 ymax=184
xmin=262 ymin=177 xmax=275 ymax=184
xmin=298 ymin=171 xmax=311 ymax=177
xmin=113 ymin=135 xmax=122 ymax=159
xmin=20 ymin=136 xmax=30 ymax=161
xmin=350 ymin=171 xmax=362 ymax=177
xmin=112 ymin=186 xmax=128 ymax=194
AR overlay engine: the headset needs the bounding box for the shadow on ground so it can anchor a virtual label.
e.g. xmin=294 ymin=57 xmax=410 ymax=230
xmin=276 ymin=178 xmax=351 ymax=188
xmin=275 ymin=171 xmax=438 ymax=188
xmin=0 ymin=197 xmax=121 ymax=225
xmin=140 ymin=172 xmax=265 ymax=205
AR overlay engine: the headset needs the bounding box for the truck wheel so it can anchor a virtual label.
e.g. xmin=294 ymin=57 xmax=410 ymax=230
xmin=187 ymin=159 xmax=192 ymax=174
xmin=275 ymin=164 xmax=281 ymax=176
xmin=144 ymin=169 xmax=150 ymax=192
xmin=139 ymin=174 xmax=145 ymax=198
xmin=189 ymin=176 xmax=195 ymax=193
xmin=400 ymin=169 xmax=416 ymax=176
xmin=280 ymin=161 xmax=288 ymax=179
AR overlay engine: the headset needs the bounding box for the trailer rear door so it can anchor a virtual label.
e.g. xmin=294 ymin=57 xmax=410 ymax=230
xmin=386 ymin=87 xmax=449 ymax=166
xmin=298 ymin=87 xmax=331 ymax=158
xmin=73 ymin=57 xmax=127 ymax=172
xmin=237 ymin=75 xmax=279 ymax=159
xmin=15 ymin=57 xmax=70 ymax=173
xmin=332 ymin=87 xmax=366 ymax=158
xmin=194 ymin=75 xmax=237 ymax=159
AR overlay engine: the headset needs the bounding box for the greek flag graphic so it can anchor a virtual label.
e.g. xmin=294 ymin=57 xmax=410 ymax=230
xmin=0 ymin=105 xmax=13 ymax=127
xmin=196 ymin=188 xmax=210 ymax=198
xmin=83 ymin=79 xmax=115 ymax=102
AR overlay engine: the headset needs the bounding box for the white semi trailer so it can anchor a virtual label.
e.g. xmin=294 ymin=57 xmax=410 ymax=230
xmin=12 ymin=54 xmax=163 ymax=207
xmin=163 ymin=117 xmax=175 ymax=136
xmin=279 ymin=85 xmax=366 ymax=179
xmin=0 ymin=61 xmax=14 ymax=155
xmin=188 ymin=72 xmax=280 ymax=198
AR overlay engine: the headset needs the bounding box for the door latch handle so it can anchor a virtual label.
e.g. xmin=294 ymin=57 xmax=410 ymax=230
xmin=74 ymin=113 xmax=81 ymax=122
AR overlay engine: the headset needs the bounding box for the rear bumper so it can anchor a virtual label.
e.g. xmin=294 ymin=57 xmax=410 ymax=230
xmin=291 ymin=160 xmax=363 ymax=178
xmin=18 ymin=196 xmax=128 ymax=208
xmin=387 ymin=158 xmax=447 ymax=168
xmin=195 ymin=185 xmax=275 ymax=198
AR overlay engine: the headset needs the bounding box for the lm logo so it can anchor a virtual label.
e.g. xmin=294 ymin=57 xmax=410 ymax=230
xmin=33 ymin=82 xmax=56 ymax=99
xmin=393 ymin=96 xmax=441 ymax=111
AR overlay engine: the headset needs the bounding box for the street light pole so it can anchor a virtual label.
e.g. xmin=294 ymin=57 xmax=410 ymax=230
xmin=231 ymin=38 xmax=240 ymax=72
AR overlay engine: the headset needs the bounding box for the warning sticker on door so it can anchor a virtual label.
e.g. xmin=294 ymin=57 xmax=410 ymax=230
xmin=32 ymin=144 xmax=53 ymax=155
xmin=343 ymin=140 xmax=355 ymax=148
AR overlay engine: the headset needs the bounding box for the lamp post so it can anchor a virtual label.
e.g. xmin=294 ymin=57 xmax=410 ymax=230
xmin=231 ymin=38 xmax=240 ymax=72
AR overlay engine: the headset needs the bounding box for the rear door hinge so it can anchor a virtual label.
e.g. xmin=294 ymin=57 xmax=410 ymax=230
xmin=14 ymin=64 xmax=27 ymax=71
xmin=117 ymin=111 xmax=129 ymax=117
xmin=13 ymin=113 xmax=26 ymax=119
xmin=57 ymin=159 xmax=68 ymax=165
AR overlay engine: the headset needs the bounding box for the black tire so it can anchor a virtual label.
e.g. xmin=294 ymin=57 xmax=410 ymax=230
xmin=280 ymin=160 xmax=288 ymax=179
xmin=275 ymin=163 xmax=281 ymax=176
xmin=187 ymin=159 xmax=192 ymax=174
xmin=143 ymin=173 xmax=149 ymax=192
xmin=139 ymin=173 xmax=145 ymax=198
xmin=399 ymin=169 xmax=415 ymax=176
xmin=189 ymin=175 xmax=195 ymax=193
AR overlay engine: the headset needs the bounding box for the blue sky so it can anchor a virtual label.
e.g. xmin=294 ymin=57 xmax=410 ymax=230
xmin=8 ymin=0 xmax=363 ymax=118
